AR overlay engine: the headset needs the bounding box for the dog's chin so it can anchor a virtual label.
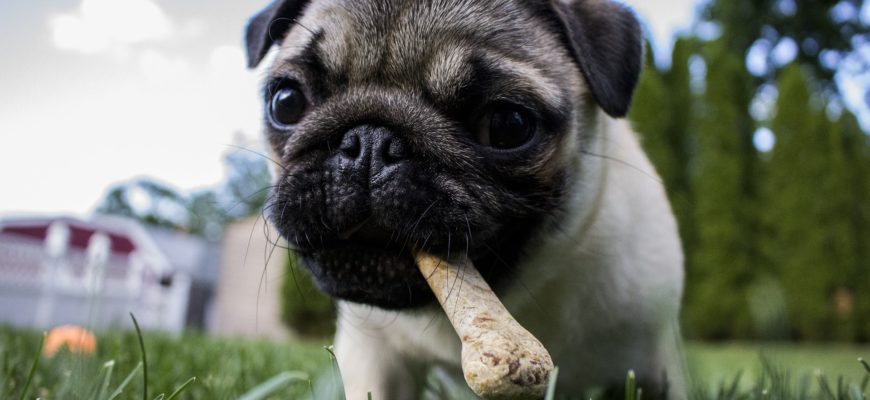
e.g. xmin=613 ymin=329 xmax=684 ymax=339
xmin=298 ymin=243 xmax=435 ymax=309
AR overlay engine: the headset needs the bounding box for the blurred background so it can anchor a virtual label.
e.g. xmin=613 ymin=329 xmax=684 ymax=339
xmin=631 ymin=0 xmax=870 ymax=343
xmin=0 ymin=0 xmax=869 ymax=397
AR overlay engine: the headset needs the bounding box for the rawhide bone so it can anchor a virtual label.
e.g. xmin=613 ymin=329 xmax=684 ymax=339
xmin=415 ymin=252 xmax=554 ymax=400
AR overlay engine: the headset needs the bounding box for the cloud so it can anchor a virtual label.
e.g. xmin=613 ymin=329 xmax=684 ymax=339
xmin=139 ymin=49 xmax=190 ymax=84
xmin=49 ymin=0 xmax=172 ymax=54
xmin=209 ymin=46 xmax=247 ymax=80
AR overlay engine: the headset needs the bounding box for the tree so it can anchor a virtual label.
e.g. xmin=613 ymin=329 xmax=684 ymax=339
xmin=97 ymin=179 xmax=190 ymax=231
xmin=188 ymin=191 xmax=231 ymax=240
xmin=632 ymin=47 xmax=676 ymax=195
xmin=835 ymin=112 xmax=870 ymax=340
xmin=632 ymin=39 xmax=702 ymax=328
xmin=96 ymin=146 xmax=272 ymax=239
xmin=280 ymin=252 xmax=336 ymax=337
xmin=762 ymin=65 xmax=860 ymax=340
xmin=630 ymin=0 xmax=870 ymax=342
xmin=221 ymin=147 xmax=273 ymax=220
xmin=701 ymin=0 xmax=868 ymax=91
xmin=685 ymin=43 xmax=759 ymax=339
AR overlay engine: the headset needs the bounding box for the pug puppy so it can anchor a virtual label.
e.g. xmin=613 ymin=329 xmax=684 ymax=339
xmin=245 ymin=0 xmax=686 ymax=398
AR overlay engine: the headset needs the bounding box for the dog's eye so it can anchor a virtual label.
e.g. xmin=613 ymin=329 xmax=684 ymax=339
xmin=477 ymin=105 xmax=536 ymax=150
xmin=269 ymin=86 xmax=307 ymax=127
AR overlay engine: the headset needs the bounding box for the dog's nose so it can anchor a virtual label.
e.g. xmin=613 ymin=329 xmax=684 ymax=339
xmin=339 ymin=125 xmax=407 ymax=175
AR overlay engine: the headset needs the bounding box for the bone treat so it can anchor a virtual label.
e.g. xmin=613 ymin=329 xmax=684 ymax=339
xmin=415 ymin=252 xmax=554 ymax=400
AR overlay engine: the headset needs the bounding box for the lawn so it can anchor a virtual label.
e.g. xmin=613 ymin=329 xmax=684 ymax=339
xmin=687 ymin=342 xmax=870 ymax=390
xmin=0 ymin=326 xmax=330 ymax=399
xmin=1 ymin=325 xmax=868 ymax=399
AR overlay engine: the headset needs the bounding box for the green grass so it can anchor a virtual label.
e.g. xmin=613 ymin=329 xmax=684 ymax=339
xmin=687 ymin=342 xmax=870 ymax=391
xmin=1 ymin=325 xmax=868 ymax=399
xmin=0 ymin=326 xmax=328 ymax=399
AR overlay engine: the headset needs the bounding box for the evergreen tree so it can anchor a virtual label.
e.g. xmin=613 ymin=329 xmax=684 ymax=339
xmin=659 ymin=38 xmax=699 ymax=269
xmin=763 ymin=66 xmax=859 ymax=340
xmin=632 ymin=39 xmax=698 ymax=263
xmin=632 ymin=47 xmax=673 ymax=184
xmin=836 ymin=112 xmax=870 ymax=340
xmin=629 ymin=0 xmax=870 ymax=342
xmin=686 ymin=44 xmax=759 ymax=339
xmin=817 ymin=112 xmax=859 ymax=340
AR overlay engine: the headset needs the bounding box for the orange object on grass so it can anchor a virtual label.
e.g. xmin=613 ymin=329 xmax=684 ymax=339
xmin=43 ymin=325 xmax=97 ymax=357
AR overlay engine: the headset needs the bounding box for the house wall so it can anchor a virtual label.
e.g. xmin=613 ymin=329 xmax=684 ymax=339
xmin=0 ymin=232 xmax=189 ymax=333
xmin=210 ymin=217 xmax=290 ymax=340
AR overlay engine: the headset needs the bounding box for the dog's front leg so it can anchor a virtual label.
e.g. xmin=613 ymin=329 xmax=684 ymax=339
xmin=334 ymin=303 xmax=423 ymax=399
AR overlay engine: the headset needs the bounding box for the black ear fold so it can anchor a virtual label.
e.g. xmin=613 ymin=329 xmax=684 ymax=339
xmin=245 ymin=0 xmax=312 ymax=68
xmin=550 ymin=0 xmax=643 ymax=117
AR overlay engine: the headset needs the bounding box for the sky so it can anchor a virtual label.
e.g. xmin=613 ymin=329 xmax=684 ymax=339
xmin=0 ymin=0 xmax=716 ymax=217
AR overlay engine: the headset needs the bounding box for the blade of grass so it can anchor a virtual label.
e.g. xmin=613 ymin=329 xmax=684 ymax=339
xmin=626 ymin=370 xmax=637 ymax=400
xmin=130 ymin=313 xmax=148 ymax=400
xmin=17 ymin=332 xmax=45 ymax=400
xmin=838 ymin=376 xmax=846 ymax=400
xmin=848 ymin=383 xmax=863 ymax=400
xmin=544 ymin=366 xmax=559 ymax=400
xmin=725 ymin=370 xmax=744 ymax=400
xmin=307 ymin=377 xmax=315 ymax=400
xmin=107 ymin=362 xmax=142 ymax=400
xmin=324 ymin=345 xmax=346 ymax=400
xmin=860 ymin=358 xmax=870 ymax=375
xmin=238 ymin=371 xmax=309 ymax=400
xmin=164 ymin=377 xmax=196 ymax=400
xmin=96 ymin=360 xmax=116 ymax=400
xmin=798 ymin=375 xmax=812 ymax=400
xmin=817 ymin=370 xmax=835 ymax=400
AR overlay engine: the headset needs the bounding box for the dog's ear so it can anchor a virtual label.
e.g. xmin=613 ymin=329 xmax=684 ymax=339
xmin=245 ymin=0 xmax=312 ymax=68
xmin=550 ymin=0 xmax=643 ymax=117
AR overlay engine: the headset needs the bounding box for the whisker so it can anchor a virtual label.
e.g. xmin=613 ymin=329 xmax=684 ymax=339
xmin=219 ymin=185 xmax=280 ymax=216
xmin=246 ymin=211 xmax=265 ymax=333
xmin=445 ymin=232 xmax=465 ymax=311
xmin=401 ymin=199 xmax=439 ymax=253
xmin=580 ymin=149 xmax=662 ymax=184
xmin=223 ymin=144 xmax=285 ymax=171
xmin=451 ymin=233 xmax=472 ymax=321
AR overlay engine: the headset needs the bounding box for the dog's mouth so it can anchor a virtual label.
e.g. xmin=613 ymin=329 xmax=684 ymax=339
xmin=304 ymin=218 xmax=413 ymax=254
xmin=336 ymin=218 xmax=390 ymax=244
xmin=292 ymin=220 xmax=436 ymax=309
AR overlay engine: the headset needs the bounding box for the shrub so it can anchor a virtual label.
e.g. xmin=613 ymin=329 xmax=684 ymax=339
xmin=280 ymin=252 xmax=336 ymax=338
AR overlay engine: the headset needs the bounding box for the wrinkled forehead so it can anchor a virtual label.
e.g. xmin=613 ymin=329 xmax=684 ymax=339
xmin=274 ymin=0 xmax=571 ymax=86
xmin=268 ymin=0 xmax=579 ymax=113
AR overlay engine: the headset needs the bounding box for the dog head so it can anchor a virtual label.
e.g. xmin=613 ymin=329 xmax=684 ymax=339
xmin=245 ymin=0 xmax=642 ymax=309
